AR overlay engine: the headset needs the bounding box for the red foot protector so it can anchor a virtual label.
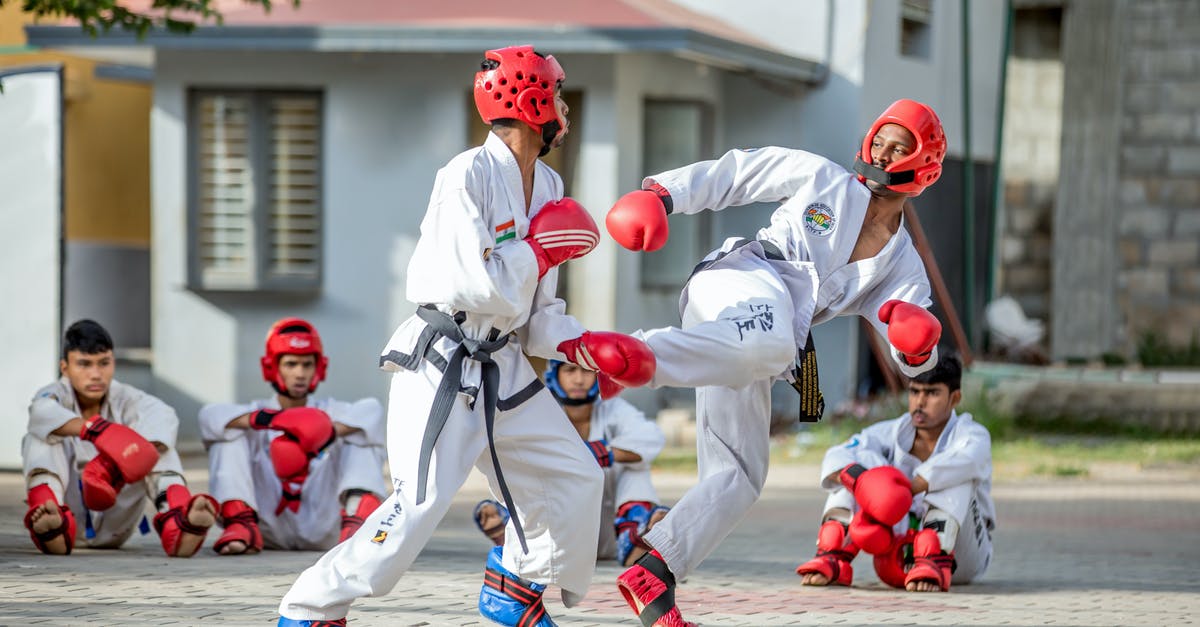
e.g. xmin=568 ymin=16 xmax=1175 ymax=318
xmin=616 ymin=550 xmax=696 ymax=627
xmin=795 ymin=519 xmax=860 ymax=586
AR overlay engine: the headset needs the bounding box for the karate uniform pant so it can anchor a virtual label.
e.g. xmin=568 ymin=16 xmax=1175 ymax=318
xmin=824 ymin=483 xmax=994 ymax=583
xmin=208 ymin=435 xmax=388 ymax=550
xmin=597 ymin=464 xmax=660 ymax=561
xmin=22 ymin=434 xmax=184 ymax=548
xmin=278 ymin=360 xmax=604 ymax=621
xmin=640 ymin=253 xmax=803 ymax=579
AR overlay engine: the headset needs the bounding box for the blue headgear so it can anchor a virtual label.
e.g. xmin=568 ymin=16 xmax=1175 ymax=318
xmin=545 ymin=360 xmax=599 ymax=406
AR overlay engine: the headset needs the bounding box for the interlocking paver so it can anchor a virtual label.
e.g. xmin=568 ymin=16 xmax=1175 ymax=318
xmin=0 ymin=459 xmax=1197 ymax=626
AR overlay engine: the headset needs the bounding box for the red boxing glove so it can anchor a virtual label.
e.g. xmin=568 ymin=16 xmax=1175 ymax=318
xmin=878 ymin=300 xmax=941 ymax=366
xmin=557 ymin=331 xmax=655 ymax=389
xmin=81 ymin=454 xmax=124 ymax=511
xmin=606 ymin=188 xmax=671 ymax=252
xmin=597 ymin=373 xmax=625 ymax=400
xmin=839 ymin=463 xmax=913 ymax=526
xmin=586 ymin=439 xmax=614 ymax=467
xmin=848 ymin=513 xmax=894 ymax=555
xmin=80 ymin=416 xmax=159 ymax=484
xmin=525 ymin=197 xmax=600 ymax=279
xmin=253 ymin=407 xmax=335 ymax=479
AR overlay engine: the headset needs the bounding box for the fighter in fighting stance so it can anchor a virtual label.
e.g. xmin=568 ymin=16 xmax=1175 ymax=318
xmin=797 ymin=354 xmax=994 ymax=592
xmin=475 ymin=360 xmax=669 ymax=567
xmin=22 ymin=319 xmax=216 ymax=557
xmin=604 ymin=99 xmax=950 ymax=624
xmin=276 ymin=45 xmax=656 ymax=627
xmin=199 ymin=318 xmax=388 ymax=555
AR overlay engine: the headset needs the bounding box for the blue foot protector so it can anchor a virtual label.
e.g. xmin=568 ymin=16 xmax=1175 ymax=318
xmin=478 ymin=545 xmax=557 ymax=627
xmin=277 ymin=617 xmax=346 ymax=626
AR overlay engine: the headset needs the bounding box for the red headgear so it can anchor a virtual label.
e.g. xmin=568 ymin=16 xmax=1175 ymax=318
xmin=854 ymin=99 xmax=946 ymax=196
xmin=473 ymin=45 xmax=566 ymax=154
xmin=260 ymin=317 xmax=328 ymax=395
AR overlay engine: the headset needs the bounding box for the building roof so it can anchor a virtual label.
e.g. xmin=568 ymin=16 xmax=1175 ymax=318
xmin=24 ymin=0 xmax=821 ymax=82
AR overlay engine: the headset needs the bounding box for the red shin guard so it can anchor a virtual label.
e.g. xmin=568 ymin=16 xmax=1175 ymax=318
xmin=213 ymin=499 xmax=263 ymax=555
xmin=903 ymin=528 xmax=954 ymax=591
xmin=339 ymin=491 xmax=382 ymax=543
xmin=24 ymin=484 xmax=76 ymax=555
xmin=796 ymin=519 xmax=860 ymax=586
xmin=154 ymin=484 xmax=218 ymax=557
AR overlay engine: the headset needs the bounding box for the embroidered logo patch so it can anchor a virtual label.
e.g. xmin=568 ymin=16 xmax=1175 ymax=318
xmin=371 ymin=529 xmax=389 ymax=544
xmin=844 ymin=436 xmax=860 ymax=449
xmin=494 ymin=219 xmax=516 ymax=244
xmin=803 ymin=203 xmax=836 ymax=237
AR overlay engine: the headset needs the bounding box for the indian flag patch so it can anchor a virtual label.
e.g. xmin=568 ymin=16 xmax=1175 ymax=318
xmin=494 ymin=219 xmax=516 ymax=243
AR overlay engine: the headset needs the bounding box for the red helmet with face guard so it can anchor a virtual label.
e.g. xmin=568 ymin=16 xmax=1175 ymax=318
xmin=260 ymin=318 xmax=328 ymax=395
xmin=854 ymin=99 xmax=946 ymax=196
xmin=473 ymin=45 xmax=566 ymax=154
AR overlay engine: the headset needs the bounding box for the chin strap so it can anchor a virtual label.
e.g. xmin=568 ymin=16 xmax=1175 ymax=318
xmin=854 ymin=157 xmax=916 ymax=188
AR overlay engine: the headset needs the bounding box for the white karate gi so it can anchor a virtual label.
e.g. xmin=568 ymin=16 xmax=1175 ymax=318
xmin=586 ymin=397 xmax=666 ymax=559
xmin=199 ymin=396 xmax=388 ymax=550
xmin=22 ymin=377 xmax=186 ymax=548
xmin=638 ymin=147 xmax=941 ymax=579
xmin=820 ymin=410 xmax=995 ymax=582
xmin=279 ymin=132 xmax=603 ymax=621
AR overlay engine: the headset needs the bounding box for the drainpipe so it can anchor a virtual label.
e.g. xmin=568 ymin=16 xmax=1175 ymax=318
xmin=961 ymin=0 xmax=975 ymax=350
xmin=987 ymin=0 xmax=1014 ymax=310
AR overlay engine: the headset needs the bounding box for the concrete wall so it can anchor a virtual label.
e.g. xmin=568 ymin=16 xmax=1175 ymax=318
xmin=1114 ymin=0 xmax=1200 ymax=352
xmin=1052 ymin=0 xmax=1200 ymax=360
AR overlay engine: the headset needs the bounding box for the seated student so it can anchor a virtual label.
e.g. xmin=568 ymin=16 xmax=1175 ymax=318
xmin=23 ymin=319 xmax=216 ymax=557
xmin=475 ymin=360 xmax=670 ymax=567
xmin=199 ymin=318 xmax=388 ymax=554
xmin=797 ymin=354 xmax=994 ymax=592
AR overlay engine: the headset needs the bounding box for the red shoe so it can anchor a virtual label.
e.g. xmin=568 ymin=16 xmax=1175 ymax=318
xmin=796 ymin=519 xmax=860 ymax=586
xmin=616 ymin=550 xmax=696 ymax=627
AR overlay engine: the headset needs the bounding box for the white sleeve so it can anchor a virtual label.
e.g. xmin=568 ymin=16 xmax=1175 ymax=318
xmin=819 ymin=420 xmax=896 ymax=490
xmin=605 ymin=399 xmax=665 ymax=464
xmin=405 ymin=167 xmax=540 ymax=317
xmin=198 ymin=402 xmax=257 ymax=444
xmin=27 ymin=384 xmax=78 ymax=442
xmin=915 ymin=419 xmax=992 ymax=493
xmin=518 ymin=266 xmax=588 ymax=360
xmin=123 ymin=388 xmax=180 ymax=449
xmin=644 ymin=147 xmax=831 ymax=216
xmin=858 ymin=244 xmax=938 ymax=378
xmin=327 ymin=398 xmax=386 ymax=448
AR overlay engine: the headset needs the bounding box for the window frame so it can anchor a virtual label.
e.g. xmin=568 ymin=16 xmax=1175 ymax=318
xmin=186 ymin=88 xmax=325 ymax=293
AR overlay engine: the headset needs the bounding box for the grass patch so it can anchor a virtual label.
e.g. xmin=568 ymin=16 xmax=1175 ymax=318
xmin=654 ymin=387 xmax=1200 ymax=479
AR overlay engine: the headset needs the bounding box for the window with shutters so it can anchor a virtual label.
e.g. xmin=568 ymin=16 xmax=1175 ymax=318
xmin=188 ymin=90 xmax=323 ymax=291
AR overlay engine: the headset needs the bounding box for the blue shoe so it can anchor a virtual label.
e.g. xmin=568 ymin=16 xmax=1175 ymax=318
xmin=479 ymin=546 xmax=556 ymax=627
xmin=277 ymin=618 xmax=346 ymax=626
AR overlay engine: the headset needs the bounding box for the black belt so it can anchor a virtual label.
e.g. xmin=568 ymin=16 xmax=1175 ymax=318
xmin=397 ymin=305 xmax=533 ymax=553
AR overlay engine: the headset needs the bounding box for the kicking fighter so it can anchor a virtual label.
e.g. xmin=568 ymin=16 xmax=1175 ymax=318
xmin=475 ymin=360 xmax=669 ymax=567
xmin=276 ymin=45 xmax=655 ymax=627
xmin=199 ymin=317 xmax=388 ymax=555
xmin=22 ymin=319 xmax=216 ymax=557
xmin=797 ymin=354 xmax=994 ymax=592
xmin=605 ymin=100 xmax=949 ymax=624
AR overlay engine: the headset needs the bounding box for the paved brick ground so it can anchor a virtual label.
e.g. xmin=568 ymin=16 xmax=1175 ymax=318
xmin=0 ymin=457 xmax=1197 ymax=626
